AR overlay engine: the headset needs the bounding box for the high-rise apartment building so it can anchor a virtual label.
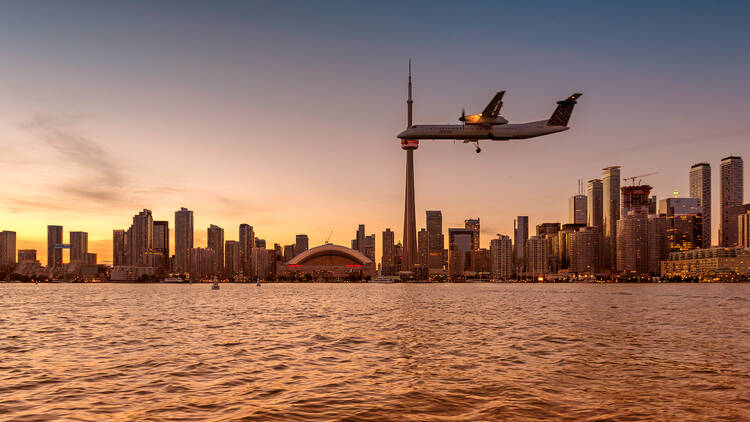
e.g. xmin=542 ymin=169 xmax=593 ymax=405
xmin=569 ymin=227 xmax=600 ymax=274
xmin=153 ymin=220 xmax=169 ymax=269
xmin=295 ymin=234 xmax=309 ymax=255
xmin=207 ymin=224 xmax=225 ymax=274
xmin=647 ymin=214 xmax=668 ymax=274
xmin=417 ymin=228 xmax=429 ymax=268
xmin=569 ymin=194 xmax=587 ymax=225
xmin=514 ymin=216 xmax=528 ymax=264
xmin=352 ymin=224 xmax=365 ymax=253
xmin=464 ymin=218 xmax=480 ymax=250
xmin=602 ymin=166 xmax=621 ymax=269
xmin=189 ymin=247 xmax=216 ymax=280
xmin=489 ymin=234 xmax=513 ymax=280
xmin=426 ymin=211 xmax=444 ymax=269
xmin=174 ymin=207 xmax=194 ymax=273
xmin=69 ymin=231 xmax=88 ymax=263
xmin=128 ymin=209 xmax=153 ymax=267
xmin=617 ymin=185 xmax=650 ymax=273
xmin=113 ymin=229 xmax=126 ymax=266
xmin=0 ymin=231 xmax=17 ymax=266
xmin=720 ymin=156 xmax=743 ymax=246
xmin=225 ymin=240 xmax=240 ymax=276
xmin=689 ymin=163 xmax=711 ymax=247
xmin=587 ymin=179 xmax=603 ymax=230
xmin=526 ymin=235 xmax=549 ymax=276
xmin=363 ymin=234 xmax=376 ymax=262
xmin=47 ymin=225 xmax=63 ymax=268
xmin=739 ymin=210 xmax=750 ymax=247
xmin=239 ymin=224 xmax=254 ymax=276
xmin=382 ymin=228 xmax=395 ymax=276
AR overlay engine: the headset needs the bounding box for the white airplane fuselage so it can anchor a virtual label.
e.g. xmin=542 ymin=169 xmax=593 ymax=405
xmin=398 ymin=120 xmax=568 ymax=141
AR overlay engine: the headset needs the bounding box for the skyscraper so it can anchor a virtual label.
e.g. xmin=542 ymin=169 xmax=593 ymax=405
xmin=239 ymin=224 xmax=254 ymax=276
xmin=0 ymin=231 xmax=17 ymax=266
xmin=513 ymin=216 xmax=528 ymax=264
xmin=426 ymin=210 xmax=444 ymax=269
xmin=417 ymin=228 xmax=429 ymax=268
xmin=402 ymin=60 xmax=418 ymax=271
xmin=69 ymin=231 xmax=88 ymax=263
xmin=295 ymin=234 xmax=309 ymax=255
xmin=720 ymin=156 xmax=743 ymax=246
xmin=363 ymin=234 xmax=376 ymax=262
xmin=113 ymin=229 xmax=126 ymax=266
xmin=617 ymin=185 xmax=650 ymax=273
xmin=47 ymin=225 xmax=63 ymax=268
xmin=382 ymin=228 xmax=395 ymax=276
xmin=587 ymin=178 xmax=603 ymax=230
xmin=647 ymin=214 xmax=668 ymax=274
xmin=225 ymin=240 xmax=240 ymax=276
xmin=689 ymin=163 xmax=711 ymax=247
xmin=489 ymin=234 xmax=513 ymax=280
xmin=526 ymin=235 xmax=549 ymax=276
xmin=352 ymin=224 xmax=365 ymax=254
xmin=569 ymin=194 xmax=587 ymax=225
xmin=464 ymin=218 xmax=480 ymax=250
xmin=174 ymin=207 xmax=194 ymax=273
xmin=659 ymin=198 xmax=702 ymax=252
xmin=602 ymin=166 xmax=621 ymax=269
xmin=153 ymin=220 xmax=169 ymax=269
xmin=207 ymin=224 xmax=225 ymax=274
xmin=569 ymin=227 xmax=600 ymax=274
xmin=129 ymin=209 xmax=153 ymax=267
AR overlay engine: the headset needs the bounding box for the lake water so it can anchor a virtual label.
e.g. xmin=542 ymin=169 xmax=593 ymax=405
xmin=1 ymin=283 xmax=748 ymax=421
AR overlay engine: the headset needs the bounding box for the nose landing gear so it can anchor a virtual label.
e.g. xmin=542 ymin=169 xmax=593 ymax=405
xmin=473 ymin=140 xmax=481 ymax=153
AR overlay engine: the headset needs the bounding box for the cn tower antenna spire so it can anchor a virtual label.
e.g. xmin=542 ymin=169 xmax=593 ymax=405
xmin=407 ymin=58 xmax=413 ymax=127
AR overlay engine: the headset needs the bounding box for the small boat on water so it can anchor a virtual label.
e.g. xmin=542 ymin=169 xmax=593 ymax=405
xmin=370 ymin=276 xmax=396 ymax=283
xmin=211 ymin=276 xmax=220 ymax=290
xmin=256 ymin=281 xmax=261 ymax=286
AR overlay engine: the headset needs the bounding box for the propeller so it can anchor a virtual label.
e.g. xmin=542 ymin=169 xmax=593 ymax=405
xmin=459 ymin=107 xmax=466 ymax=123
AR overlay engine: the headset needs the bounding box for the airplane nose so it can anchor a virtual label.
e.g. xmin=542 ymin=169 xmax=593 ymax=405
xmin=397 ymin=129 xmax=408 ymax=139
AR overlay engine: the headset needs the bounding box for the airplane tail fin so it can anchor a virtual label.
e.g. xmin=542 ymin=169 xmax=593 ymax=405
xmin=547 ymin=93 xmax=582 ymax=126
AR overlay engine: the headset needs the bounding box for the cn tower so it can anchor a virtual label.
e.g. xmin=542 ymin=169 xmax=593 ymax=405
xmin=401 ymin=60 xmax=418 ymax=271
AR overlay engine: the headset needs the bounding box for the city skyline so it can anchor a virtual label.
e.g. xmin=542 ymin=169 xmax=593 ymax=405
xmin=2 ymin=2 xmax=750 ymax=263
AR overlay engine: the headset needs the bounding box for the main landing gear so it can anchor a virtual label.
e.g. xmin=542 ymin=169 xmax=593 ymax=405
xmin=463 ymin=139 xmax=481 ymax=153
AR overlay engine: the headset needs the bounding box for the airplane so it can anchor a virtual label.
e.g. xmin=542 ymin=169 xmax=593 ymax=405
xmin=398 ymin=92 xmax=582 ymax=153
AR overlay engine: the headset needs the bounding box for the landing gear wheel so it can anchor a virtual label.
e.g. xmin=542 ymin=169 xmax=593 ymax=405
xmin=476 ymin=147 xmax=481 ymax=153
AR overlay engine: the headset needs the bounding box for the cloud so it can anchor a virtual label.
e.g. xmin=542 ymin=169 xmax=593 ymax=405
xmin=22 ymin=113 xmax=125 ymax=202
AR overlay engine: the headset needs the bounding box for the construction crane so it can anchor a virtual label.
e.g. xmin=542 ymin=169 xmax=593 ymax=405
xmin=624 ymin=172 xmax=658 ymax=186
xmin=324 ymin=230 xmax=333 ymax=244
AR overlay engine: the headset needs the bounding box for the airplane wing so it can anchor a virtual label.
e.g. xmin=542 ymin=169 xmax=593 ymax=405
xmin=481 ymin=91 xmax=505 ymax=118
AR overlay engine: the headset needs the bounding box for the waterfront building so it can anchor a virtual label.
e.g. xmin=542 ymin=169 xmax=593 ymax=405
xmin=86 ymin=253 xmax=97 ymax=265
xmin=602 ymin=166 xmax=621 ymax=269
xmin=569 ymin=194 xmax=587 ymax=225
xmin=417 ymin=228 xmax=429 ymax=268
xmin=113 ymin=229 xmax=126 ymax=266
xmin=239 ymin=224 xmax=255 ymax=275
xmin=526 ymin=235 xmax=549 ymax=276
xmin=690 ymin=163 xmax=711 ymax=247
xmin=720 ymin=156 xmax=743 ymax=246
xmin=739 ymin=210 xmax=750 ymax=247
xmin=207 ymin=224 xmax=225 ymax=274
xmin=426 ymin=211 xmax=444 ymax=269
xmin=382 ymin=228 xmax=396 ymax=276
xmin=465 ymin=218 xmax=480 ymax=250
xmin=17 ymin=249 xmax=36 ymax=263
xmin=285 ymin=244 xmax=376 ymax=280
xmin=489 ymin=234 xmax=513 ymax=280
xmin=0 ymin=231 xmax=17 ymax=266
xmin=616 ymin=185 xmax=651 ymax=274
xmin=129 ymin=209 xmax=153 ymax=267
xmin=448 ymin=228 xmax=474 ymax=276
xmin=153 ymin=220 xmax=169 ymax=269
xmin=174 ymin=207 xmax=194 ymax=273
xmin=661 ymin=247 xmax=750 ymax=280
xmin=514 ymin=216 xmax=528 ymax=268
xmin=647 ymin=214 xmax=668 ymax=274
xmin=69 ymin=231 xmax=88 ymax=263
xmin=659 ymin=198 xmax=702 ymax=252
xmin=47 ymin=225 xmax=63 ymax=268
xmin=468 ymin=249 xmax=489 ymax=274
xmin=189 ymin=247 xmax=216 ymax=280
xmin=283 ymin=244 xmax=296 ymax=262
xmin=225 ymin=240 xmax=240 ymax=276
xmin=569 ymin=226 xmax=600 ymax=274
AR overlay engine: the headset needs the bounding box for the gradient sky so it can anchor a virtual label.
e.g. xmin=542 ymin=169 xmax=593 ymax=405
xmin=1 ymin=1 xmax=749 ymax=263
